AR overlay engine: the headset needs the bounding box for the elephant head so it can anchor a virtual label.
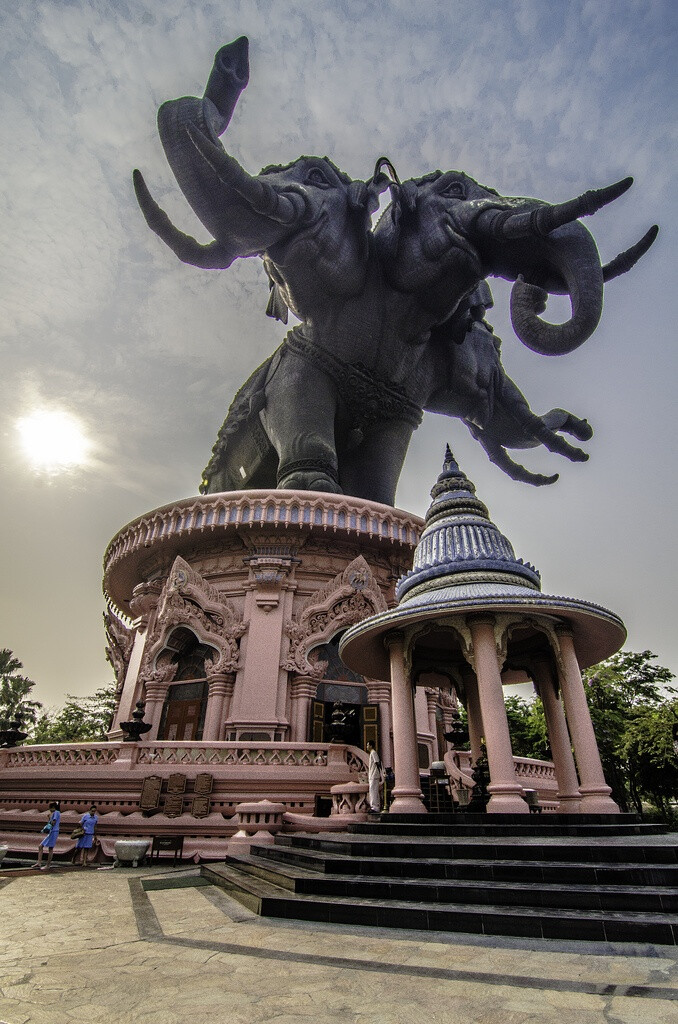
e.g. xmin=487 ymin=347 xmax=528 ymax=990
xmin=376 ymin=169 xmax=657 ymax=355
xmin=134 ymin=36 xmax=383 ymax=311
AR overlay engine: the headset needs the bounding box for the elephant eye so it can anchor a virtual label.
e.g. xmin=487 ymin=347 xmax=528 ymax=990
xmin=306 ymin=167 xmax=332 ymax=188
xmin=441 ymin=181 xmax=465 ymax=199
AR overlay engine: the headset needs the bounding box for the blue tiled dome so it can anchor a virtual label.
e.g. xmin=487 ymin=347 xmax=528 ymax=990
xmin=396 ymin=447 xmax=541 ymax=603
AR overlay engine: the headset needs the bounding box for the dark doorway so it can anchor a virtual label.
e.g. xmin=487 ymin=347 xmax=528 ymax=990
xmin=158 ymin=681 xmax=208 ymax=741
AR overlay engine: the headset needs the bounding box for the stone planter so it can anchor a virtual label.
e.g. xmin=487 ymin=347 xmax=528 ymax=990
xmin=0 ymin=844 xmax=8 ymax=866
xmin=114 ymin=839 xmax=150 ymax=868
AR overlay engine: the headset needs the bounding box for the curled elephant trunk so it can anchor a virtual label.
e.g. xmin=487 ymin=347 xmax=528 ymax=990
xmin=154 ymin=37 xmax=307 ymax=259
xmin=508 ymin=220 xmax=604 ymax=356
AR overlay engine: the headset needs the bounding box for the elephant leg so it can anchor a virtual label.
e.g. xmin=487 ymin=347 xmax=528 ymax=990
xmin=339 ymin=419 xmax=414 ymax=505
xmin=261 ymin=350 xmax=342 ymax=493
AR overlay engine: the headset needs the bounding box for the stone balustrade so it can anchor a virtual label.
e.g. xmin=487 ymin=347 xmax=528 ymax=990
xmin=0 ymin=741 xmax=368 ymax=773
xmin=512 ymin=756 xmax=557 ymax=782
xmin=0 ymin=744 xmax=121 ymax=767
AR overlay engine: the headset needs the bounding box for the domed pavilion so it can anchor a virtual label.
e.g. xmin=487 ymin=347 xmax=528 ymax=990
xmin=340 ymin=448 xmax=625 ymax=816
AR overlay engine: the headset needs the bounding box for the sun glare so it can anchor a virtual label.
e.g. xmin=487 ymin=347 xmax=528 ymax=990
xmin=17 ymin=409 xmax=91 ymax=472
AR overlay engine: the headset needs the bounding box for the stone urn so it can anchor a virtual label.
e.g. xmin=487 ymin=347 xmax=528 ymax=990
xmin=0 ymin=844 xmax=8 ymax=866
xmin=114 ymin=839 xmax=150 ymax=868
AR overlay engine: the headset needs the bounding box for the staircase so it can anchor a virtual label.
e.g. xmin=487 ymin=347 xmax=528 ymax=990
xmin=202 ymin=814 xmax=678 ymax=944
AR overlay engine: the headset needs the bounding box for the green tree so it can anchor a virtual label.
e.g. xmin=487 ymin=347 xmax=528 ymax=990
xmin=504 ymin=695 xmax=551 ymax=760
xmin=0 ymin=648 xmax=42 ymax=727
xmin=582 ymin=650 xmax=675 ymax=814
xmin=31 ymin=685 xmax=118 ymax=744
xmin=620 ymin=700 xmax=678 ymax=820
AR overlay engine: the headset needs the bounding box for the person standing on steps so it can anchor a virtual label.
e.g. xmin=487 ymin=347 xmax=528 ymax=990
xmin=72 ymin=805 xmax=99 ymax=867
xmin=366 ymin=741 xmax=384 ymax=814
xmin=32 ymin=801 xmax=61 ymax=870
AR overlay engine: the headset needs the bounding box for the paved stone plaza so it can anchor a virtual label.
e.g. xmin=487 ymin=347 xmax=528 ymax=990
xmin=0 ymin=864 xmax=677 ymax=1024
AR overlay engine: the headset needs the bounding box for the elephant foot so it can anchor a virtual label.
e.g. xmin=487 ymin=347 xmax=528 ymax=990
xmin=278 ymin=470 xmax=343 ymax=494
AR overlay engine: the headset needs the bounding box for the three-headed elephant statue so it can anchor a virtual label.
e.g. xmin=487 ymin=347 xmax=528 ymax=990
xmin=134 ymin=36 xmax=657 ymax=504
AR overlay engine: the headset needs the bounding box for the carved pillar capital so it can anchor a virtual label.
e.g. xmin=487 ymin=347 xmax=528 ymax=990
xmin=424 ymin=687 xmax=440 ymax=713
xmin=367 ymin=681 xmax=391 ymax=704
xmin=290 ymin=675 xmax=319 ymax=700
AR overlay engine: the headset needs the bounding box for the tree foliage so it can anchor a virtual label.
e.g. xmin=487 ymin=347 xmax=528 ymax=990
xmin=503 ymin=696 xmax=550 ymax=761
xmin=31 ymin=685 xmax=118 ymax=744
xmin=0 ymin=648 xmax=42 ymax=726
xmin=501 ymin=650 xmax=677 ymax=819
xmin=582 ymin=650 xmax=676 ymax=814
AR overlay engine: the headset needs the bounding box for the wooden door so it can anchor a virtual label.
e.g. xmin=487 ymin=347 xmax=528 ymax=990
xmin=163 ymin=698 xmax=203 ymax=741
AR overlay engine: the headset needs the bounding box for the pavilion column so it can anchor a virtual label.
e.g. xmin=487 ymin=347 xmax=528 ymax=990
xmin=425 ymin=689 xmax=439 ymax=758
xmin=289 ymin=676 xmax=316 ymax=742
xmin=370 ymin=682 xmax=393 ymax=770
xmin=555 ymin=625 xmax=619 ymax=814
xmin=203 ymin=672 xmax=234 ymax=742
xmin=530 ymin=656 xmax=581 ymax=812
xmin=461 ymin=669 xmax=485 ymax=762
xmin=144 ymin=682 xmax=166 ymax=740
xmin=385 ymin=632 xmax=427 ymax=814
xmin=467 ymin=614 xmax=528 ymax=814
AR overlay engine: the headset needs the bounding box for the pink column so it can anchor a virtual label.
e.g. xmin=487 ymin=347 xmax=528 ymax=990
xmin=530 ymin=656 xmax=581 ymax=812
xmin=203 ymin=673 xmax=231 ymax=741
xmin=555 ymin=626 xmax=619 ymax=813
xmin=385 ymin=632 xmax=427 ymax=814
xmin=144 ymin=682 xmax=166 ymax=740
xmin=371 ymin=683 xmax=393 ymax=770
xmin=462 ymin=670 xmax=485 ymax=762
xmin=217 ymin=676 xmax=235 ymax=740
xmin=289 ymin=677 xmax=316 ymax=742
xmin=467 ymin=615 xmax=528 ymax=814
xmin=425 ymin=689 xmax=439 ymax=758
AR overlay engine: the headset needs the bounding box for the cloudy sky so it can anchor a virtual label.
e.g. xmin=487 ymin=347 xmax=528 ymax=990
xmin=0 ymin=0 xmax=676 ymax=708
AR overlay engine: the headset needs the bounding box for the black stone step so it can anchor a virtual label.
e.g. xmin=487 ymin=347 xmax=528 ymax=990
xmin=252 ymin=844 xmax=678 ymax=887
xmin=239 ymin=852 xmax=678 ymax=913
xmin=350 ymin=822 xmax=669 ymax=838
xmin=365 ymin=812 xmax=649 ymax=827
xmin=202 ymin=860 xmax=678 ymax=945
xmin=274 ymin=832 xmax=678 ymax=865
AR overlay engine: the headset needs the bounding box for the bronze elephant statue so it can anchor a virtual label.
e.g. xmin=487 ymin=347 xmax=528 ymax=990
xmin=134 ymin=36 xmax=657 ymax=504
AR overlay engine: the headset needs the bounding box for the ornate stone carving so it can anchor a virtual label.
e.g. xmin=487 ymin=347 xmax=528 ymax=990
xmin=141 ymin=556 xmax=245 ymax=677
xmin=128 ymin=580 xmax=163 ymax=629
xmin=283 ymin=555 xmax=388 ymax=676
xmin=103 ymin=610 xmax=134 ymax=691
xmin=244 ymin=546 xmax=297 ymax=612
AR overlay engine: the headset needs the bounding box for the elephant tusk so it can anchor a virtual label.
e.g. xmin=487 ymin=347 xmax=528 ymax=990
xmin=603 ymin=225 xmax=659 ymax=282
xmin=483 ymin=177 xmax=634 ymax=240
xmin=132 ymin=169 xmax=234 ymax=268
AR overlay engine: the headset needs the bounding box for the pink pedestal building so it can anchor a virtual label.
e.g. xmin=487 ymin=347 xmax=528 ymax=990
xmin=0 ymin=463 xmax=622 ymax=860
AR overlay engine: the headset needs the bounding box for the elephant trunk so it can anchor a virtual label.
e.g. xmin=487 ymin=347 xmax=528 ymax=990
xmin=185 ymin=127 xmax=309 ymax=227
xmin=156 ymin=36 xmax=306 ymax=257
xmin=508 ymin=221 xmax=604 ymax=355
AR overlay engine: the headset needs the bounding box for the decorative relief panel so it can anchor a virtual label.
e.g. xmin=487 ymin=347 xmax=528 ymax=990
xmin=141 ymin=556 xmax=245 ymax=677
xmin=283 ymin=555 xmax=388 ymax=677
